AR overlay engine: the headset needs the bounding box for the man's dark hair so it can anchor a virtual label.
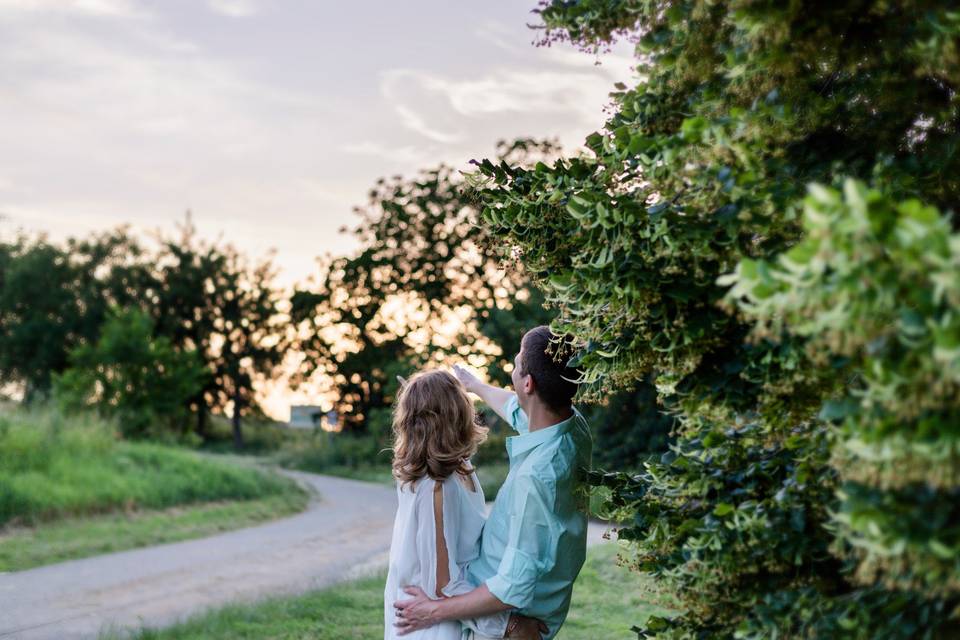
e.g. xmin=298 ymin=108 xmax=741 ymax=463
xmin=518 ymin=325 xmax=580 ymax=412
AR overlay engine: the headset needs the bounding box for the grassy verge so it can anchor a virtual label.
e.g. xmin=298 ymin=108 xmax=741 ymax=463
xmin=563 ymin=543 xmax=674 ymax=637
xmin=108 ymin=543 xmax=669 ymax=640
xmin=0 ymin=405 xmax=310 ymax=569
xmin=0 ymin=406 xmax=300 ymax=526
xmin=0 ymin=491 xmax=308 ymax=572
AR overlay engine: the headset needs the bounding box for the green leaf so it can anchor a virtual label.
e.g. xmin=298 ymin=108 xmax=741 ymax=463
xmin=714 ymin=503 xmax=735 ymax=517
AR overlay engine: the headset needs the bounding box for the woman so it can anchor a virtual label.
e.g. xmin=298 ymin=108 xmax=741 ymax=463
xmin=384 ymin=370 xmax=542 ymax=640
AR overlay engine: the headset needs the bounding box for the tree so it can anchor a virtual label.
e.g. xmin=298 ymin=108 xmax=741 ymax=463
xmin=290 ymin=140 xmax=558 ymax=436
xmin=473 ymin=2 xmax=959 ymax=637
xmin=153 ymin=216 xmax=286 ymax=446
xmin=152 ymin=216 xmax=227 ymax=439
xmin=0 ymin=237 xmax=77 ymax=400
xmin=213 ymin=247 xmax=286 ymax=448
xmin=583 ymin=378 xmax=673 ymax=470
xmin=0 ymin=230 xmax=149 ymax=401
xmin=53 ymin=307 xmax=206 ymax=438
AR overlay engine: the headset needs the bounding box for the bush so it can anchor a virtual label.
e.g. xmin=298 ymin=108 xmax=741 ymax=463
xmin=473 ymin=1 xmax=960 ymax=637
xmin=199 ymin=413 xmax=296 ymax=455
xmin=276 ymin=431 xmax=389 ymax=474
xmin=53 ymin=307 xmax=206 ymax=438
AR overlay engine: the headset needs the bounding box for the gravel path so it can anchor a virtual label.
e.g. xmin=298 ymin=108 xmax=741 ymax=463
xmin=0 ymin=469 xmax=616 ymax=640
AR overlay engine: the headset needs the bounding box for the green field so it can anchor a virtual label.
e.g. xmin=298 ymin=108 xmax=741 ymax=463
xmin=108 ymin=543 xmax=669 ymax=640
xmin=0 ymin=406 xmax=309 ymax=570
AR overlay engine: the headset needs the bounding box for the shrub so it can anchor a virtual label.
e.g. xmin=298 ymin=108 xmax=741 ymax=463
xmin=472 ymin=1 xmax=960 ymax=637
xmin=53 ymin=307 xmax=206 ymax=438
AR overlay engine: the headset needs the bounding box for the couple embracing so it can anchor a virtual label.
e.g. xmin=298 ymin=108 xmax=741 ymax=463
xmin=384 ymin=326 xmax=593 ymax=640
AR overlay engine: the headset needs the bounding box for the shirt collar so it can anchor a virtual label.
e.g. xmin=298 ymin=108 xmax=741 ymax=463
xmin=506 ymin=409 xmax=578 ymax=460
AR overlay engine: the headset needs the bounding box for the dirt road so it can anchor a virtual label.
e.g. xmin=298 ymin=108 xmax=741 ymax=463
xmin=0 ymin=469 xmax=614 ymax=640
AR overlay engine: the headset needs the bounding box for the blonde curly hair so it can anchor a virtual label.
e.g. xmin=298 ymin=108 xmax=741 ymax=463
xmin=391 ymin=369 xmax=488 ymax=488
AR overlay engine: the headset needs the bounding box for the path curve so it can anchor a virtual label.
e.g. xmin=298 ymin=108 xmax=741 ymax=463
xmin=0 ymin=469 xmax=615 ymax=640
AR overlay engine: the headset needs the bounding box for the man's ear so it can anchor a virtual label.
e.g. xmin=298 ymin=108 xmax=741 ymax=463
xmin=522 ymin=374 xmax=535 ymax=396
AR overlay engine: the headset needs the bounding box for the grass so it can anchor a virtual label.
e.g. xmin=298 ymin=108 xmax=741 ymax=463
xmin=0 ymin=491 xmax=308 ymax=572
xmin=0 ymin=404 xmax=310 ymax=569
xmin=563 ymin=544 xmax=673 ymax=637
xmin=108 ymin=543 xmax=670 ymax=640
xmin=198 ymin=413 xmax=301 ymax=456
xmin=0 ymin=405 xmax=302 ymax=527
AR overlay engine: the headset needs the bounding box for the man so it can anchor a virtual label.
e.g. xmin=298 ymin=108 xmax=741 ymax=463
xmin=393 ymin=325 xmax=593 ymax=640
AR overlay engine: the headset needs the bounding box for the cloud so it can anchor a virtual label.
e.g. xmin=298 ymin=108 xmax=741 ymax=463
xmin=380 ymin=71 xmax=467 ymax=143
xmin=341 ymin=141 xmax=434 ymax=167
xmin=474 ymin=21 xmax=528 ymax=56
xmin=206 ymin=0 xmax=258 ymax=18
xmin=0 ymin=0 xmax=145 ymax=18
xmin=474 ymin=20 xmax=639 ymax=93
xmin=0 ymin=21 xmax=324 ymax=155
xmin=380 ymin=65 xmax=624 ymax=145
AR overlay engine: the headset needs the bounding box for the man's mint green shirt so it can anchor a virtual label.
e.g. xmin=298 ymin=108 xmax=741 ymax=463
xmin=468 ymin=395 xmax=592 ymax=640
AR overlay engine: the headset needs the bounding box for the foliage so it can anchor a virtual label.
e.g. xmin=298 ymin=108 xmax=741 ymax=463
xmin=277 ymin=430 xmax=389 ymax=472
xmin=471 ymin=1 xmax=960 ymax=637
xmin=152 ymin=217 xmax=287 ymax=444
xmin=0 ymin=231 xmax=149 ymax=401
xmin=53 ymin=307 xmax=207 ymax=438
xmin=0 ymin=404 xmax=300 ymax=528
xmin=725 ymin=181 xmax=960 ymax=614
xmin=584 ymin=379 xmax=674 ymax=470
xmin=199 ymin=413 xmax=298 ymax=455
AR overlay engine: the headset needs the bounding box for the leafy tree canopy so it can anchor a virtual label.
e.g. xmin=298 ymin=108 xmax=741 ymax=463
xmin=290 ymin=140 xmax=558 ymax=436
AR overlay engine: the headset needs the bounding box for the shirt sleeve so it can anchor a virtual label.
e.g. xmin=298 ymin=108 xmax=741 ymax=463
xmin=442 ymin=565 xmax=510 ymax=638
xmin=501 ymin=394 xmax=529 ymax=434
xmin=485 ymin=473 xmax=558 ymax=610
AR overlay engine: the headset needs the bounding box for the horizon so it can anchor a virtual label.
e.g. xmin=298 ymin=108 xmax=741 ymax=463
xmin=0 ymin=0 xmax=637 ymax=421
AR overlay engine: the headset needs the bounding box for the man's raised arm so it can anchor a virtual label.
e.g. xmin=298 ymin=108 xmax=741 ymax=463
xmin=453 ymin=364 xmax=515 ymax=424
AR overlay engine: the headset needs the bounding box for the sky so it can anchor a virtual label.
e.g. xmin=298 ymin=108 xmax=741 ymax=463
xmin=0 ymin=0 xmax=636 ymax=418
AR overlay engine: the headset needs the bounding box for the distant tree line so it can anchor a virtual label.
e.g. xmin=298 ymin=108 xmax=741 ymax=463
xmin=0 ymin=218 xmax=284 ymax=447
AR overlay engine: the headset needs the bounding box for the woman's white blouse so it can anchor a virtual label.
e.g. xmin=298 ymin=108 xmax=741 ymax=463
xmin=384 ymin=471 xmax=511 ymax=640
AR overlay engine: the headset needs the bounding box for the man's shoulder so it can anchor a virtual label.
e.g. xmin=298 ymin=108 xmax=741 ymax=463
xmin=520 ymin=446 xmax=573 ymax=487
xmin=509 ymin=463 xmax=561 ymax=505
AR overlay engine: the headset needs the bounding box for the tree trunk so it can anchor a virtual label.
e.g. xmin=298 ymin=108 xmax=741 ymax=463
xmin=232 ymin=390 xmax=244 ymax=450
xmin=196 ymin=401 xmax=208 ymax=440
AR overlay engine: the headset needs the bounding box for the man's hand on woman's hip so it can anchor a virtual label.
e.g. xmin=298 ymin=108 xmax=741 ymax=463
xmin=393 ymin=586 xmax=441 ymax=635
